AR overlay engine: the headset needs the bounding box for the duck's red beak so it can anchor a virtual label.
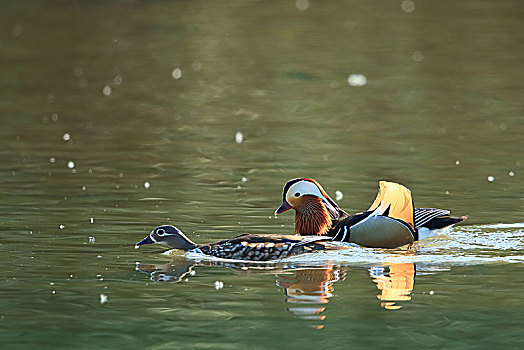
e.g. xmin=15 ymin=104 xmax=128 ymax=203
xmin=275 ymin=201 xmax=292 ymax=215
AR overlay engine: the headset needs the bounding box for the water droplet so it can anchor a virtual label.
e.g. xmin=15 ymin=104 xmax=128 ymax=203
xmin=191 ymin=61 xmax=202 ymax=71
xmin=335 ymin=190 xmax=343 ymax=201
xmin=113 ymin=75 xmax=123 ymax=85
xmin=74 ymin=66 xmax=83 ymax=77
xmin=144 ymin=181 xmax=151 ymax=189
xmin=88 ymin=236 xmax=95 ymax=243
xmin=487 ymin=176 xmax=495 ymax=182
xmin=412 ymin=51 xmax=424 ymax=62
xmin=235 ymin=131 xmax=244 ymax=144
xmin=348 ymin=74 xmax=367 ymax=87
xmin=509 ymin=171 xmax=515 ymax=177
xmin=401 ymin=0 xmax=415 ymax=13
xmin=172 ymin=68 xmax=182 ymax=80
xmin=296 ymin=0 xmax=310 ymax=11
xmin=62 ymin=133 xmax=71 ymax=141
xmin=49 ymin=157 xmax=56 ymax=163
xmin=67 ymin=161 xmax=75 ymax=169
xmin=12 ymin=24 xmax=22 ymax=37
xmin=214 ymin=281 xmax=224 ymax=290
xmin=102 ymin=85 xmax=111 ymax=96
xmin=100 ymin=294 xmax=108 ymax=304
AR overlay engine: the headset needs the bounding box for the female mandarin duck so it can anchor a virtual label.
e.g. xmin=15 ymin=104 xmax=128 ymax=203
xmin=135 ymin=225 xmax=343 ymax=261
xmin=275 ymin=178 xmax=467 ymax=249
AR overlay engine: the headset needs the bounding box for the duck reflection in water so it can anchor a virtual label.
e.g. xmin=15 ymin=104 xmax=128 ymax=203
xmin=369 ymin=263 xmax=415 ymax=310
xmin=135 ymin=259 xmax=416 ymax=317
xmin=276 ymin=265 xmax=346 ymax=330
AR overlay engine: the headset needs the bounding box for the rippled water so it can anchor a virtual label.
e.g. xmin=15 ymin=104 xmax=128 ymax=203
xmin=1 ymin=0 xmax=523 ymax=349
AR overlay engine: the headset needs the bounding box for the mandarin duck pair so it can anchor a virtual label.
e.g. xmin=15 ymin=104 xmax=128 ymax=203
xmin=136 ymin=178 xmax=467 ymax=260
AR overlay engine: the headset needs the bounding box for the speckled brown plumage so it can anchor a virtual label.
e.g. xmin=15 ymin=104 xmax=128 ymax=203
xmin=136 ymin=226 xmax=340 ymax=262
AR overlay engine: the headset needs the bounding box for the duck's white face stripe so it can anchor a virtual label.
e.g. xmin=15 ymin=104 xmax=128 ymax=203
xmin=285 ymin=181 xmax=324 ymax=203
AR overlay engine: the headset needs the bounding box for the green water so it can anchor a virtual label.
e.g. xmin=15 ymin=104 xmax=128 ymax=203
xmin=1 ymin=0 xmax=523 ymax=349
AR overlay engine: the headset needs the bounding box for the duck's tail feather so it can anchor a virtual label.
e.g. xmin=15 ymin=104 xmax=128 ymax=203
xmin=420 ymin=215 xmax=468 ymax=230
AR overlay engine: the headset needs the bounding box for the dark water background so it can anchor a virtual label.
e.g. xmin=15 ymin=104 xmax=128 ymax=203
xmin=1 ymin=1 xmax=523 ymax=349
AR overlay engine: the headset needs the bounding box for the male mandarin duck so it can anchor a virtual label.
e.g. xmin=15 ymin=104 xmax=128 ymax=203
xmin=275 ymin=178 xmax=467 ymax=249
xmin=135 ymin=225 xmax=344 ymax=262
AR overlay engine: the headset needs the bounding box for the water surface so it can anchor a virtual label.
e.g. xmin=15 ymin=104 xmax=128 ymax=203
xmin=1 ymin=0 xmax=523 ymax=349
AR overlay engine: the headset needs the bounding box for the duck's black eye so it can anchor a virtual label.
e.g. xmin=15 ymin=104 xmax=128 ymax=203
xmin=294 ymin=192 xmax=301 ymax=197
xmin=157 ymin=228 xmax=165 ymax=235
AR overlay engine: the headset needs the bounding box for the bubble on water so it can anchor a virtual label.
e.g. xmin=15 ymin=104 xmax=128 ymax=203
xmin=100 ymin=294 xmax=108 ymax=304
xmin=51 ymin=113 xmax=58 ymax=122
xmin=49 ymin=157 xmax=56 ymax=163
xmin=455 ymin=160 xmax=460 ymax=165
xmin=88 ymin=236 xmax=95 ymax=243
xmin=113 ymin=75 xmax=123 ymax=85
xmin=509 ymin=171 xmax=515 ymax=177
xmin=74 ymin=66 xmax=83 ymax=77
xmin=191 ymin=61 xmax=202 ymax=71
xmin=348 ymin=74 xmax=367 ymax=87
xmin=67 ymin=161 xmax=75 ymax=169
xmin=102 ymin=85 xmax=111 ymax=96
xmin=235 ymin=131 xmax=244 ymax=144
xmin=63 ymin=133 xmax=71 ymax=141
xmin=296 ymin=0 xmax=310 ymax=11
xmin=401 ymin=0 xmax=415 ymax=13
xmin=59 ymin=224 xmax=65 ymax=229
xmin=487 ymin=176 xmax=495 ymax=182
xmin=335 ymin=190 xmax=343 ymax=201
xmin=172 ymin=67 xmax=182 ymax=80
xmin=144 ymin=181 xmax=151 ymax=189
xmin=412 ymin=51 xmax=424 ymax=62
xmin=12 ymin=24 xmax=22 ymax=37
xmin=214 ymin=281 xmax=224 ymax=290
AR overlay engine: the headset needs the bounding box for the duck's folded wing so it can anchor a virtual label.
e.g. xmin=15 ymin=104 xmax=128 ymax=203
xmin=368 ymin=181 xmax=415 ymax=230
xmin=328 ymin=181 xmax=416 ymax=248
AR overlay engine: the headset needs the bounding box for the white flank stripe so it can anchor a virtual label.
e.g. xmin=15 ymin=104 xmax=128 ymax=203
xmin=340 ymin=226 xmax=348 ymax=241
